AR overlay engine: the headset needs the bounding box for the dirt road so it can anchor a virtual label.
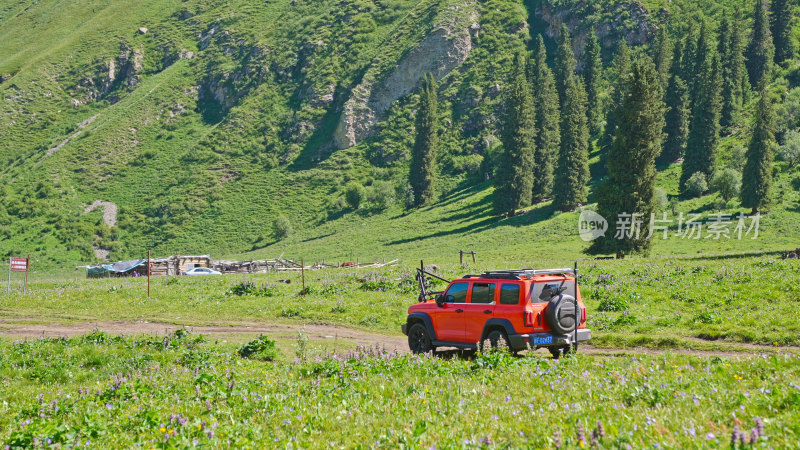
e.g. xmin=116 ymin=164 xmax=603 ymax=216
xmin=0 ymin=319 xmax=795 ymax=357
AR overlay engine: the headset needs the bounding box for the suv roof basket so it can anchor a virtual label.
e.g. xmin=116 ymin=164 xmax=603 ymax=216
xmin=463 ymin=268 xmax=575 ymax=280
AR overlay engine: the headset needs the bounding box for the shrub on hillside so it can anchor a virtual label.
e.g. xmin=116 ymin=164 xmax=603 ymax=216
xmin=684 ymin=172 xmax=708 ymax=198
xmin=344 ymin=182 xmax=366 ymax=209
xmin=779 ymin=129 xmax=800 ymax=169
xmin=710 ymin=168 xmax=741 ymax=203
xmin=368 ymin=181 xmax=395 ymax=210
xmin=273 ymin=214 xmax=292 ymax=239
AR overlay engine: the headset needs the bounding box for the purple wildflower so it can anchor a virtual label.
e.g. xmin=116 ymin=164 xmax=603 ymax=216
xmin=731 ymin=426 xmax=740 ymax=447
xmin=706 ymin=432 xmax=715 ymax=440
xmin=553 ymin=431 xmax=561 ymax=449
xmin=576 ymin=423 xmax=586 ymax=446
xmin=754 ymin=417 xmax=764 ymax=436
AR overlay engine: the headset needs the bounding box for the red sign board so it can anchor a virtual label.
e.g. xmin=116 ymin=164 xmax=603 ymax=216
xmin=10 ymin=257 xmax=28 ymax=272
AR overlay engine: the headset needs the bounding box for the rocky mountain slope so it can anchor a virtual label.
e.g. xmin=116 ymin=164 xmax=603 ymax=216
xmin=0 ymin=0 xmax=796 ymax=269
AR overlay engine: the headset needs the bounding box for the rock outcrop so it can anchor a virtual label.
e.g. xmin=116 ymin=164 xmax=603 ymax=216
xmin=536 ymin=0 xmax=655 ymax=65
xmin=333 ymin=2 xmax=478 ymax=149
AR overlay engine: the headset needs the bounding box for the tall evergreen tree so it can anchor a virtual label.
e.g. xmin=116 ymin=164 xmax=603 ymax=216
xmin=600 ymin=40 xmax=631 ymax=153
xmin=554 ymin=77 xmax=590 ymax=211
xmin=590 ymin=56 xmax=665 ymax=255
xmin=530 ymin=36 xmax=561 ymax=203
xmin=680 ymin=26 xmax=698 ymax=98
xmin=409 ymin=74 xmax=438 ymax=207
xmin=691 ymin=21 xmax=714 ymax=101
xmin=661 ymin=74 xmax=690 ymax=162
xmin=771 ymin=0 xmax=796 ymax=64
xmin=652 ymin=25 xmax=673 ymax=88
xmin=661 ymin=38 xmax=690 ymax=163
xmin=584 ymin=31 xmax=603 ymax=137
xmin=681 ymin=51 xmax=722 ymax=194
xmin=554 ymin=24 xmax=577 ymax=106
xmin=494 ymin=53 xmax=537 ymax=216
xmin=746 ymin=0 xmax=774 ymax=88
xmin=719 ymin=7 xmax=747 ymax=131
xmin=741 ymin=83 xmax=775 ymax=213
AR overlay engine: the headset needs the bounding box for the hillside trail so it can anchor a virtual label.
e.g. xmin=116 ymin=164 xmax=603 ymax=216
xmin=1 ymin=318 xmax=797 ymax=358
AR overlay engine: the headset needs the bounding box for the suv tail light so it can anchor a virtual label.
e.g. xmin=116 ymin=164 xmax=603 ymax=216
xmin=523 ymin=310 xmax=534 ymax=327
xmin=580 ymin=306 xmax=586 ymax=323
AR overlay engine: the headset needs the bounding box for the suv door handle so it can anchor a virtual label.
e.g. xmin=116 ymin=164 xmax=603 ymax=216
xmin=483 ymin=310 xmax=492 ymax=314
xmin=455 ymin=309 xmax=464 ymax=313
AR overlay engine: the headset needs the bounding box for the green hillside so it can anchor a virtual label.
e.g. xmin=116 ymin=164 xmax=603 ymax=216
xmin=1 ymin=0 xmax=798 ymax=271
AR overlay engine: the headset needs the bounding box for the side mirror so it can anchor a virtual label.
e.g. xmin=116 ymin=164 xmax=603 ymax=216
xmin=436 ymin=294 xmax=445 ymax=307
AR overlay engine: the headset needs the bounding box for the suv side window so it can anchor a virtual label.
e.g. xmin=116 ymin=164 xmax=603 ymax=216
xmin=444 ymin=282 xmax=469 ymax=303
xmin=499 ymin=284 xmax=521 ymax=305
xmin=470 ymin=283 xmax=495 ymax=304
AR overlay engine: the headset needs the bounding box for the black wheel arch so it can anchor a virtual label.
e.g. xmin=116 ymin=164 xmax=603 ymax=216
xmin=480 ymin=318 xmax=516 ymax=341
xmin=406 ymin=312 xmax=437 ymax=340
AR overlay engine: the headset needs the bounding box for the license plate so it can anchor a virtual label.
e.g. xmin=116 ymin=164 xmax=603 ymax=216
xmin=533 ymin=335 xmax=553 ymax=346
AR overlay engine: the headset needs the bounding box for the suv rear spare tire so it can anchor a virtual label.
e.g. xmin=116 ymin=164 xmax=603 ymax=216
xmin=408 ymin=323 xmax=433 ymax=354
xmin=544 ymin=294 xmax=578 ymax=334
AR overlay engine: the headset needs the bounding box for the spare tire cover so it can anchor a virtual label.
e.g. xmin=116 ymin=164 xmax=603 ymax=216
xmin=544 ymin=294 xmax=578 ymax=334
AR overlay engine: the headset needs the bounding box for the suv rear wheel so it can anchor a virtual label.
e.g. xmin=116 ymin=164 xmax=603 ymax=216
xmin=481 ymin=329 xmax=511 ymax=352
xmin=549 ymin=344 xmax=577 ymax=359
xmin=408 ymin=323 xmax=433 ymax=354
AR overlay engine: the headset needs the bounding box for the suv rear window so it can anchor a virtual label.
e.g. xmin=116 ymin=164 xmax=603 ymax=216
xmin=499 ymin=284 xmax=521 ymax=305
xmin=444 ymin=282 xmax=469 ymax=303
xmin=470 ymin=283 xmax=495 ymax=304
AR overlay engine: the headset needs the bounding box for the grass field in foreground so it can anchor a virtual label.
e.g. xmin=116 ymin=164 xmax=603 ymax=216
xmin=0 ymin=331 xmax=798 ymax=448
xmin=3 ymin=255 xmax=800 ymax=349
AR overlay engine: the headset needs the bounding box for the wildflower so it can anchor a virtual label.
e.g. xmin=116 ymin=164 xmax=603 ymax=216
xmin=731 ymin=426 xmax=740 ymax=447
xmin=706 ymin=432 xmax=715 ymax=440
xmin=576 ymin=422 xmax=586 ymax=446
xmin=552 ymin=431 xmax=561 ymax=449
xmin=596 ymin=420 xmax=605 ymax=438
xmin=754 ymin=417 xmax=764 ymax=437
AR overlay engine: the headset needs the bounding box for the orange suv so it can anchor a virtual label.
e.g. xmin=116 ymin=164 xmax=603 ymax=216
xmin=401 ymin=268 xmax=590 ymax=357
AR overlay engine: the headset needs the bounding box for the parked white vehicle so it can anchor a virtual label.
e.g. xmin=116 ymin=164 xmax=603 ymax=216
xmin=183 ymin=267 xmax=221 ymax=276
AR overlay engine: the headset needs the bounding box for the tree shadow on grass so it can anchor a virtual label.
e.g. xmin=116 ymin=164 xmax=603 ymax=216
xmin=385 ymin=199 xmax=560 ymax=246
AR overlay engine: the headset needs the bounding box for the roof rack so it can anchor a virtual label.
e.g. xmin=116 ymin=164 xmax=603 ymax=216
xmin=463 ymin=268 xmax=575 ymax=280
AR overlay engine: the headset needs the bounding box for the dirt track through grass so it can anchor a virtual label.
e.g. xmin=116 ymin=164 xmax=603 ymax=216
xmin=2 ymin=319 xmax=797 ymax=358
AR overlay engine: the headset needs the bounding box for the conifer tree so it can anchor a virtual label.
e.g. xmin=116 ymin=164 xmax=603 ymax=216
xmin=771 ymin=0 xmax=796 ymax=64
xmin=661 ymin=38 xmax=690 ymax=163
xmin=681 ymin=50 xmax=722 ymax=194
xmin=719 ymin=8 xmax=747 ymax=131
xmin=652 ymin=26 xmax=673 ymax=88
xmin=409 ymin=74 xmax=438 ymax=207
xmin=591 ymin=56 xmax=665 ymax=255
xmin=554 ymin=77 xmax=590 ymax=211
xmin=680 ymin=26 xmax=698 ymax=98
xmin=494 ymin=53 xmax=537 ymax=216
xmin=741 ymin=83 xmax=775 ymax=213
xmin=746 ymin=0 xmax=774 ymax=88
xmin=584 ymin=31 xmax=603 ymax=137
xmin=600 ymin=40 xmax=631 ymax=153
xmin=661 ymin=73 xmax=690 ymax=163
xmin=554 ymin=24 xmax=577 ymax=106
xmin=530 ymin=36 xmax=561 ymax=203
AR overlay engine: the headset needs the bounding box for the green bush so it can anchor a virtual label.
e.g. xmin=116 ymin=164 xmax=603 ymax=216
xmin=710 ymin=168 xmax=741 ymax=203
xmin=237 ymin=335 xmax=278 ymax=361
xmin=344 ymin=182 xmax=366 ymax=210
xmin=273 ymin=214 xmax=292 ymax=240
xmin=368 ymin=181 xmax=395 ymax=210
xmin=684 ymin=172 xmax=708 ymax=198
xmin=779 ymin=130 xmax=800 ymax=169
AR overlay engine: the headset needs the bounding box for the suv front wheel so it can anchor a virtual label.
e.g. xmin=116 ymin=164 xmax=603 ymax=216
xmin=408 ymin=323 xmax=434 ymax=354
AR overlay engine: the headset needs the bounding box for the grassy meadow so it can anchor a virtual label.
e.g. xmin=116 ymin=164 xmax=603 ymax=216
xmin=4 ymin=255 xmax=800 ymax=349
xmin=0 ymin=331 xmax=798 ymax=448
